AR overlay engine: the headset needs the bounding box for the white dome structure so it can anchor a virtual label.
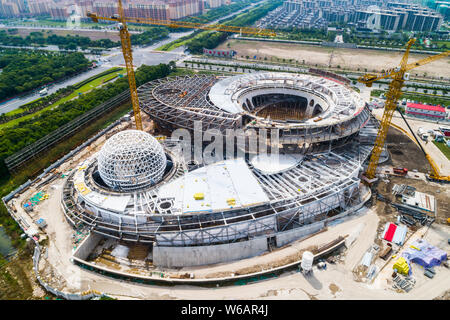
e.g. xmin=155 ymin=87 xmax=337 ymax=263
xmin=97 ymin=130 xmax=167 ymax=191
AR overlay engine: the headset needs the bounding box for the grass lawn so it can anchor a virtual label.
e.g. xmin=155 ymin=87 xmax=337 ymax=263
xmin=0 ymin=68 xmax=126 ymax=130
xmin=371 ymin=89 xmax=450 ymax=107
xmin=156 ymin=31 xmax=209 ymax=52
xmin=433 ymin=140 xmax=450 ymax=161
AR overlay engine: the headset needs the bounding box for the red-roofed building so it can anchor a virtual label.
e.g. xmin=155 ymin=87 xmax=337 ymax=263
xmin=405 ymin=103 xmax=447 ymax=120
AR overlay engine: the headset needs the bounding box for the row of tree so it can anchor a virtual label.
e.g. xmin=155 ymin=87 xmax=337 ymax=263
xmin=0 ymin=67 xmax=123 ymax=124
xmin=130 ymin=27 xmax=170 ymax=46
xmin=0 ymin=30 xmax=118 ymax=49
xmin=0 ymin=28 xmax=179 ymax=50
xmin=186 ymin=0 xmax=283 ymax=54
xmin=0 ymin=62 xmax=175 ymax=177
xmin=0 ymin=50 xmax=91 ymax=101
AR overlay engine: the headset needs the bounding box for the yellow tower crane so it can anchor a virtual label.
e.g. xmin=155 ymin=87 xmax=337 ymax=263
xmin=358 ymin=38 xmax=450 ymax=183
xmin=87 ymin=0 xmax=276 ymax=131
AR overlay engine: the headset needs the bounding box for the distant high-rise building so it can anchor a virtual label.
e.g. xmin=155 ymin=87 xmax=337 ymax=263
xmin=204 ymin=0 xmax=227 ymax=9
xmin=273 ymin=0 xmax=444 ymax=32
xmin=75 ymin=0 xmax=93 ymax=20
xmin=28 ymin=0 xmax=53 ymax=16
xmin=92 ymin=0 xmax=204 ymax=21
xmin=0 ymin=1 xmax=21 ymax=18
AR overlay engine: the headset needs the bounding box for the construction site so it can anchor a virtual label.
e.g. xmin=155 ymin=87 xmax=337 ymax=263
xmin=1 ymin=2 xmax=449 ymax=300
xmin=1 ymin=63 xmax=449 ymax=299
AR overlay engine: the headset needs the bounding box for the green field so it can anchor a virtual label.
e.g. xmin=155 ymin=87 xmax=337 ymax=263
xmin=156 ymin=31 xmax=209 ymax=52
xmin=0 ymin=68 xmax=126 ymax=130
xmin=433 ymin=140 xmax=450 ymax=160
xmin=371 ymin=89 xmax=450 ymax=107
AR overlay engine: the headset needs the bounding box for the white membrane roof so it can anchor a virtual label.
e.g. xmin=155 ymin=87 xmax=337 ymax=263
xmin=208 ymin=72 xmax=365 ymax=125
xmin=250 ymin=153 xmax=304 ymax=175
xmin=158 ymin=158 xmax=269 ymax=214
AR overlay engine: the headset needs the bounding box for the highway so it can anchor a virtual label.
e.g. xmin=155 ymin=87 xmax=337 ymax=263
xmin=0 ymin=31 xmax=190 ymax=115
xmin=0 ymin=65 xmax=114 ymax=115
xmin=0 ymin=0 xmax=265 ymax=115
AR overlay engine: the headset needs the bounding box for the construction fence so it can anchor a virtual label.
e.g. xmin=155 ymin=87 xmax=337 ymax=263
xmin=5 ymin=89 xmax=131 ymax=173
xmin=32 ymin=245 xmax=103 ymax=300
xmin=3 ymin=114 xmax=126 ymax=203
xmin=0 ymin=101 xmax=131 ymax=298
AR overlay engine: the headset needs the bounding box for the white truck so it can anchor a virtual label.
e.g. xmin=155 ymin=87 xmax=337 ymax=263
xmin=39 ymin=88 xmax=48 ymax=96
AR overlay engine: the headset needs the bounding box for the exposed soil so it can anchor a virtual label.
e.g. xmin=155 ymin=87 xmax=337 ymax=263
xmin=329 ymin=283 xmax=341 ymax=295
xmin=372 ymin=126 xmax=450 ymax=247
xmin=434 ymin=289 xmax=450 ymax=300
xmin=385 ymin=127 xmax=430 ymax=173
xmin=127 ymin=244 xmax=150 ymax=261
xmin=217 ymin=39 xmax=450 ymax=78
xmin=0 ymin=250 xmax=37 ymax=299
xmin=377 ymin=176 xmax=450 ymax=224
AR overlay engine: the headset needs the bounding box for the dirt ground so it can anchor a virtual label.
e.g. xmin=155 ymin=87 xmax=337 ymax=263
xmin=373 ymin=109 xmax=450 ymax=177
xmin=377 ymin=176 xmax=450 ymax=223
xmin=1 ymin=28 xmax=120 ymax=42
xmin=385 ymin=127 xmax=431 ymax=173
xmin=217 ymin=39 xmax=450 ymax=78
xmin=377 ymin=126 xmax=450 ymax=223
xmin=435 ymin=289 xmax=450 ymax=300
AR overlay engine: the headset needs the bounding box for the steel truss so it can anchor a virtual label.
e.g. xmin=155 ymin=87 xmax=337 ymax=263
xmin=61 ymin=120 xmax=378 ymax=247
xmin=59 ymin=75 xmax=381 ymax=248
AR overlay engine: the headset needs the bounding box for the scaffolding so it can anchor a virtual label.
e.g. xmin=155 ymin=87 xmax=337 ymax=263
xmin=61 ymin=116 xmax=379 ymax=247
xmin=138 ymin=74 xmax=371 ymax=151
xmin=60 ymin=72 xmax=380 ymax=247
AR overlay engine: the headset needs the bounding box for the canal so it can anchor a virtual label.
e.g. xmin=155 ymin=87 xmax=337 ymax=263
xmin=0 ymin=226 xmax=15 ymax=259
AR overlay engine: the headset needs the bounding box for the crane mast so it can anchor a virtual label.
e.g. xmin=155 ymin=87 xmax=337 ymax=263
xmin=363 ymin=39 xmax=415 ymax=182
xmin=358 ymin=38 xmax=450 ymax=183
xmin=88 ymin=1 xmax=276 ymax=131
xmin=116 ymin=0 xmax=143 ymax=131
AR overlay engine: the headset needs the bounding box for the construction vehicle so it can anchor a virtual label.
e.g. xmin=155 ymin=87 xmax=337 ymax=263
xmin=393 ymin=167 xmax=408 ymax=176
xmin=39 ymin=87 xmax=48 ymax=96
xmin=358 ymin=38 xmax=449 ymax=183
xmin=87 ymin=0 xmax=275 ymax=131
xmin=395 ymin=107 xmax=449 ymax=183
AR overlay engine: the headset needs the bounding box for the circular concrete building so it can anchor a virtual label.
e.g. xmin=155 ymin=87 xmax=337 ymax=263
xmin=63 ymin=71 xmax=379 ymax=269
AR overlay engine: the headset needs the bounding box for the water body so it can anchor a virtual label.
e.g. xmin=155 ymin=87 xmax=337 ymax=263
xmin=0 ymin=226 xmax=15 ymax=258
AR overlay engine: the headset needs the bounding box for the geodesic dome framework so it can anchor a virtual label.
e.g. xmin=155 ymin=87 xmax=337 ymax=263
xmin=97 ymin=130 xmax=167 ymax=191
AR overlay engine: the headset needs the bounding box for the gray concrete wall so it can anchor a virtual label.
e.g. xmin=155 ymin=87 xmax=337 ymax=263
xmin=276 ymin=221 xmax=325 ymax=247
xmin=72 ymin=232 xmax=103 ymax=260
xmin=153 ymin=237 xmax=268 ymax=268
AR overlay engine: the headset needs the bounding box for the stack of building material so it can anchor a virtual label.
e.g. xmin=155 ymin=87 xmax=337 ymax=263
xmin=361 ymin=251 xmax=373 ymax=267
xmin=392 ymin=273 xmax=415 ymax=292
xmin=380 ymin=245 xmax=393 ymax=260
xmin=383 ymin=223 xmax=397 ymax=242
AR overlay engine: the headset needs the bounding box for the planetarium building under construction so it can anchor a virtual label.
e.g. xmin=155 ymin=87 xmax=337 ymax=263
xmin=63 ymin=72 xmax=379 ymax=268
